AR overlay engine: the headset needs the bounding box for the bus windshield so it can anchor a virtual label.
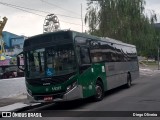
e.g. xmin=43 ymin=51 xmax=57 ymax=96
xmin=26 ymin=44 xmax=76 ymax=79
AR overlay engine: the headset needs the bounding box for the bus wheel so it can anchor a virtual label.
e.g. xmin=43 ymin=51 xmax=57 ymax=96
xmin=126 ymin=74 xmax=132 ymax=88
xmin=94 ymin=81 xmax=104 ymax=101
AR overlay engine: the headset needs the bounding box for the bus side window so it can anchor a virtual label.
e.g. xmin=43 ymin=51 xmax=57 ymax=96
xmin=80 ymin=47 xmax=91 ymax=65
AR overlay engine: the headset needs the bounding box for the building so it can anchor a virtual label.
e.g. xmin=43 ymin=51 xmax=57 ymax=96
xmin=1 ymin=31 xmax=26 ymax=56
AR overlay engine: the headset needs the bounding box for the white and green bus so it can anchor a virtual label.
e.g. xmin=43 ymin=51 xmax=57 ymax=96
xmin=17 ymin=30 xmax=139 ymax=102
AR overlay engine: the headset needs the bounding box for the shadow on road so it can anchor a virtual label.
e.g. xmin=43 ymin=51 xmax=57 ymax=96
xmin=41 ymin=83 xmax=137 ymax=110
xmin=105 ymin=83 xmax=137 ymax=97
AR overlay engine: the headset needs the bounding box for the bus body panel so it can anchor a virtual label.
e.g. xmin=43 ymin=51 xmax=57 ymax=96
xmin=26 ymin=73 xmax=84 ymax=102
xmin=105 ymin=62 xmax=139 ymax=90
xmin=26 ymin=71 xmax=83 ymax=102
xmin=78 ymin=63 xmax=107 ymax=98
xmin=27 ymin=85 xmax=83 ymax=103
xmin=18 ymin=30 xmax=139 ymax=103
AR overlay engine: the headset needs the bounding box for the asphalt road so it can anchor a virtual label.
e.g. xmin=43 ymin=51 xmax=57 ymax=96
xmin=35 ymin=73 xmax=160 ymax=111
xmin=2 ymin=72 xmax=160 ymax=120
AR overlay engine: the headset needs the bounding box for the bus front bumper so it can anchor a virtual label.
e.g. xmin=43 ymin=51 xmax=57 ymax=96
xmin=27 ymin=85 xmax=83 ymax=103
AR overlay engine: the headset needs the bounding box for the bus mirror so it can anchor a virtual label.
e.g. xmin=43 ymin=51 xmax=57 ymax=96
xmin=17 ymin=57 xmax=20 ymax=66
xmin=17 ymin=52 xmax=25 ymax=71
xmin=80 ymin=53 xmax=85 ymax=59
xmin=80 ymin=48 xmax=85 ymax=59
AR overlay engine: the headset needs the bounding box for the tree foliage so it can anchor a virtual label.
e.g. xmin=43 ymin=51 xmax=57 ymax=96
xmin=85 ymin=0 xmax=159 ymax=58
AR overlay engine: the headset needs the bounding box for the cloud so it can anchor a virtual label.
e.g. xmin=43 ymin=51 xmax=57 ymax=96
xmin=3 ymin=13 xmax=43 ymax=36
xmin=0 ymin=0 xmax=88 ymax=36
xmin=145 ymin=0 xmax=160 ymax=22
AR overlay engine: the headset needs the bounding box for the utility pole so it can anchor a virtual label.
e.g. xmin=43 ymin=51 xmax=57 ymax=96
xmin=81 ymin=3 xmax=83 ymax=33
xmin=158 ymin=47 xmax=160 ymax=70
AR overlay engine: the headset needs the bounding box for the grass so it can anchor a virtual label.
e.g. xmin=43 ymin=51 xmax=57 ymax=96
xmin=141 ymin=61 xmax=158 ymax=66
xmin=139 ymin=60 xmax=159 ymax=70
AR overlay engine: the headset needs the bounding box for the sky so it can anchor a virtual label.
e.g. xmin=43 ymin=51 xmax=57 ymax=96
xmin=0 ymin=0 xmax=160 ymax=37
xmin=145 ymin=0 xmax=160 ymax=20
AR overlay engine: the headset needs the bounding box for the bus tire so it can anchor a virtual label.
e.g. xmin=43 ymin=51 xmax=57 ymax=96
xmin=126 ymin=74 xmax=132 ymax=88
xmin=94 ymin=80 xmax=104 ymax=101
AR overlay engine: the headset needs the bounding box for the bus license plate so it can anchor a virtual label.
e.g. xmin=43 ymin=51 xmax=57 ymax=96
xmin=44 ymin=96 xmax=53 ymax=101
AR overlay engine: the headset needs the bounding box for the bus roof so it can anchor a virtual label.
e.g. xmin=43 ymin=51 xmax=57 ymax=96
xmin=26 ymin=30 xmax=135 ymax=48
xmin=26 ymin=30 xmax=70 ymax=40
xmin=71 ymin=31 xmax=136 ymax=48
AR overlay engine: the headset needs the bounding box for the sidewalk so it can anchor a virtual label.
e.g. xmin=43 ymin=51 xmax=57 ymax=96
xmin=0 ymin=94 xmax=45 ymax=112
xmin=0 ymin=94 xmax=27 ymax=108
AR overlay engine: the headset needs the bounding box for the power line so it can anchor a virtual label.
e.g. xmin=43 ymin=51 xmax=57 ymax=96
xmin=40 ymin=0 xmax=81 ymax=17
xmin=0 ymin=1 xmax=89 ymax=28
xmin=0 ymin=1 xmax=81 ymax=19
xmin=0 ymin=1 xmax=89 ymax=27
xmin=0 ymin=2 xmax=45 ymax=17
xmin=60 ymin=20 xmax=82 ymax=26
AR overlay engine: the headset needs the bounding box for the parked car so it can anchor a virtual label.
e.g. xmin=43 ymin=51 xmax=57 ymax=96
xmin=0 ymin=65 xmax=24 ymax=79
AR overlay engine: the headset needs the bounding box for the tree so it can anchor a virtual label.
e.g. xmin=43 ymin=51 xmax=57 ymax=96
xmin=85 ymin=0 xmax=158 ymax=58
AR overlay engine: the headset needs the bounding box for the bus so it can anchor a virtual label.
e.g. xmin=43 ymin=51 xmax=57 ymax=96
xmin=17 ymin=30 xmax=139 ymax=103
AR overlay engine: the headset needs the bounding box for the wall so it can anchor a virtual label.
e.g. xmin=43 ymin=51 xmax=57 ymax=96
xmin=2 ymin=31 xmax=26 ymax=56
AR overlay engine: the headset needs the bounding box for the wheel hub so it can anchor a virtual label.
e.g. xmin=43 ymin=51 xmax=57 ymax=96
xmin=96 ymin=86 xmax=102 ymax=99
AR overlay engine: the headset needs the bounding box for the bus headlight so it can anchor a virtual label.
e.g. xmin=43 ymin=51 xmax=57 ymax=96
xmin=66 ymin=81 xmax=77 ymax=92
